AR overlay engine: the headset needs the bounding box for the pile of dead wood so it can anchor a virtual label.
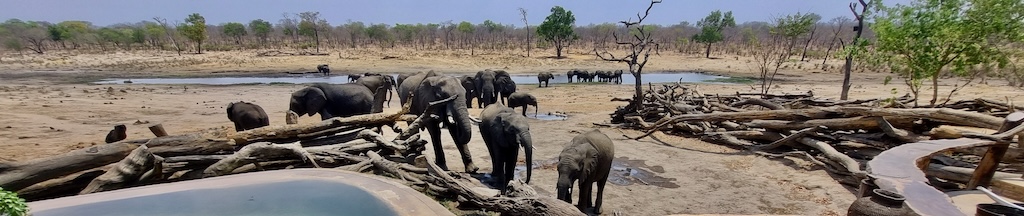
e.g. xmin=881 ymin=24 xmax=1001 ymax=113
xmin=255 ymin=50 xmax=329 ymax=57
xmin=0 ymin=96 xmax=583 ymax=216
xmin=609 ymin=82 xmax=1023 ymax=186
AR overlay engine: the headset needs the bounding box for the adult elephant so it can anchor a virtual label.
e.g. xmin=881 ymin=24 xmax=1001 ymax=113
xmin=495 ymin=76 xmax=516 ymax=105
xmin=355 ymin=74 xmax=397 ymax=108
xmin=507 ymin=92 xmax=538 ymax=117
xmin=347 ymin=74 xmax=362 ymax=82
xmin=594 ymin=70 xmax=608 ymax=82
xmin=477 ymin=103 xmax=533 ymax=194
xmin=459 ymin=75 xmax=477 ymax=108
xmin=566 ymin=69 xmax=577 ymax=83
xmin=226 ymin=101 xmax=270 ymax=132
xmin=317 ymin=64 xmax=330 ymax=76
xmin=537 ymin=72 xmax=554 ymax=87
xmin=557 ymin=129 xmax=615 ymax=214
xmin=397 ymin=73 xmax=414 ymax=87
xmin=613 ymin=70 xmax=624 ymax=84
xmin=398 ymin=72 xmax=479 ymax=173
xmin=289 ymin=83 xmax=374 ymax=120
xmin=583 ymin=70 xmax=597 ymax=82
xmin=474 ymin=70 xmax=498 ymax=108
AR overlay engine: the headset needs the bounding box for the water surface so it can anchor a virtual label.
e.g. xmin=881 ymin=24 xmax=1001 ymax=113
xmin=94 ymin=72 xmax=727 ymax=85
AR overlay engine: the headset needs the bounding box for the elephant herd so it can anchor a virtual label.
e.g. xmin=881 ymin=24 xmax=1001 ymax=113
xmin=216 ymin=68 xmax=614 ymax=214
xmin=567 ymin=69 xmax=624 ymax=84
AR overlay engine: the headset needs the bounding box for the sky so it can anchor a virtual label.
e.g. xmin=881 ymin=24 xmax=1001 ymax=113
xmin=0 ymin=0 xmax=913 ymax=27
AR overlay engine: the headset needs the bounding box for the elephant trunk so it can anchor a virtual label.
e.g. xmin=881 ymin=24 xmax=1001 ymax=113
xmin=519 ymin=131 xmax=533 ymax=184
xmin=556 ymin=175 xmax=573 ymax=203
xmin=449 ymin=95 xmax=473 ymax=145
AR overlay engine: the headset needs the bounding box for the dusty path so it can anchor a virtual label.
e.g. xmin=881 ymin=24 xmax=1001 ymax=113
xmin=2 ymin=49 xmax=1024 ymax=215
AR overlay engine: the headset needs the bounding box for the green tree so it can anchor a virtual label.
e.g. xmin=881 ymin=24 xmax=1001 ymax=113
xmin=536 ymin=6 xmax=577 ymax=58
xmin=47 ymin=24 xmax=71 ymax=49
xmin=248 ymin=19 xmax=272 ymax=46
xmin=774 ymin=12 xmax=818 ymax=57
xmin=298 ymin=11 xmax=328 ymax=53
xmin=178 ymin=13 xmax=207 ymax=53
xmin=97 ymin=27 xmax=128 ymax=50
xmin=457 ymin=21 xmax=475 ymax=55
xmin=873 ymin=0 xmax=1024 ymax=106
xmin=142 ymin=22 xmax=165 ymax=47
xmin=3 ymin=38 xmax=23 ymax=54
xmin=344 ymin=21 xmax=365 ymax=48
xmin=58 ymin=21 xmax=92 ymax=49
xmin=0 ymin=187 xmax=29 ymax=216
xmin=1 ymin=19 xmax=48 ymax=54
xmin=692 ymin=10 xmax=736 ymax=58
xmin=129 ymin=27 xmax=146 ymax=46
xmin=222 ymin=22 xmax=247 ymax=44
xmin=365 ymin=23 xmax=392 ymax=51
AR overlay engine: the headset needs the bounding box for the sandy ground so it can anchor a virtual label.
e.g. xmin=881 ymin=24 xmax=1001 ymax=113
xmin=3 ymin=48 xmax=1024 ymax=215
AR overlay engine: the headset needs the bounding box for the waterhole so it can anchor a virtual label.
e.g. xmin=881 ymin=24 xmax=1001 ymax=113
xmin=93 ymin=72 xmax=729 ymax=85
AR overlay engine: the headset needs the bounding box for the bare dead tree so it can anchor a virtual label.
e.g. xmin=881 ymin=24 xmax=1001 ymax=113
xmin=750 ymin=23 xmax=790 ymax=97
xmin=822 ymin=17 xmax=851 ymax=68
xmin=153 ymin=17 xmax=183 ymax=56
xmin=519 ymin=8 xmax=531 ymax=57
xmin=842 ymin=0 xmax=869 ymax=100
xmin=594 ymin=0 xmax=662 ymax=115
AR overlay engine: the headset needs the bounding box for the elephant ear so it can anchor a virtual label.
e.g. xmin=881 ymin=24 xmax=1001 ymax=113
xmin=302 ymin=87 xmax=327 ymax=117
xmin=581 ymin=144 xmax=599 ymax=176
xmin=226 ymin=102 xmax=237 ymax=122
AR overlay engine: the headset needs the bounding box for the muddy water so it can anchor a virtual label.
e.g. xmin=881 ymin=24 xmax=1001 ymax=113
xmin=512 ymin=157 xmax=678 ymax=189
xmin=528 ymin=112 xmax=568 ymax=121
xmin=93 ymin=72 xmax=727 ymax=85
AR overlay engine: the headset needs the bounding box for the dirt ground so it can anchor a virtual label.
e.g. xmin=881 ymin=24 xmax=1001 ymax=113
xmin=2 ymin=48 xmax=1024 ymax=215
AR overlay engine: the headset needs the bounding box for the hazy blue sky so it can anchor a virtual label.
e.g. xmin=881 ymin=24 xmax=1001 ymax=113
xmin=0 ymin=0 xmax=912 ymax=27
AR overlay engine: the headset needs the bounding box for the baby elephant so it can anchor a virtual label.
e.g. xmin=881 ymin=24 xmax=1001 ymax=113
xmin=226 ymin=101 xmax=270 ymax=132
xmin=104 ymin=124 xmax=127 ymax=143
xmin=557 ymin=129 xmax=615 ymax=214
xmin=506 ymin=92 xmax=538 ymax=117
xmin=478 ymin=103 xmax=533 ymax=195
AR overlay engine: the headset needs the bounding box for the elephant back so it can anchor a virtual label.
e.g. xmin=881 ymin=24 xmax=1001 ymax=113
xmin=317 ymin=83 xmax=375 ymax=117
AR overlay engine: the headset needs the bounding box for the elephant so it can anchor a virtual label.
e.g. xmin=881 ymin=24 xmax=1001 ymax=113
xmin=317 ymin=64 xmax=330 ymax=76
xmin=397 ymin=72 xmax=479 ymax=173
xmin=474 ymin=70 xmax=498 ymax=108
xmin=104 ymin=124 xmax=127 ymax=143
xmin=583 ymin=70 xmax=597 ymax=82
xmin=557 ymin=129 xmax=615 ymax=214
xmin=347 ymin=74 xmax=362 ymax=82
xmin=477 ymin=103 xmax=533 ymax=195
xmin=537 ymin=72 xmax=554 ymax=87
xmin=289 ymin=83 xmax=374 ymax=120
xmin=495 ymin=75 xmax=516 ymax=105
xmin=397 ymin=73 xmax=414 ymax=88
xmin=226 ymin=101 xmax=270 ymax=132
xmin=507 ymin=92 xmax=538 ymax=117
xmin=355 ymin=74 xmax=397 ymax=108
xmin=459 ymin=75 xmax=478 ymax=108
xmin=613 ymin=70 xmax=624 ymax=84
xmin=566 ymin=69 xmax=577 ymax=83
xmin=595 ymin=70 xmax=609 ymax=82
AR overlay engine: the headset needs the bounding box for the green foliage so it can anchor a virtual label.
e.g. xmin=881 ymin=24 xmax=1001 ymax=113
xmin=0 ymin=187 xmax=28 ymax=216
xmin=143 ymin=22 xmax=165 ymax=44
xmin=3 ymin=38 xmax=22 ymax=52
xmin=365 ymin=23 xmax=392 ymax=49
xmin=178 ymin=13 xmax=207 ymax=53
xmin=129 ymin=27 xmax=145 ymax=44
xmin=773 ymin=12 xmax=819 ymax=39
xmin=248 ymin=19 xmax=271 ymax=42
xmin=47 ymin=24 xmax=71 ymax=43
xmin=872 ymin=0 xmax=1024 ymax=105
xmin=222 ymin=22 xmax=246 ymax=44
xmin=297 ymin=12 xmax=327 ymax=38
xmin=456 ymin=21 xmax=474 ymax=34
xmin=692 ymin=10 xmax=736 ymax=45
xmin=537 ymin=6 xmax=577 ymax=58
xmin=481 ymin=20 xmax=502 ymax=33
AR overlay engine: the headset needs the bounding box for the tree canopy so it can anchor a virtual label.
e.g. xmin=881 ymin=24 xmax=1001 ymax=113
xmin=873 ymin=0 xmax=1024 ymax=106
xmin=692 ymin=10 xmax=735 ymax=58
xmin=222 ymin=22 xmax=247 ymax=44
xmin=178 ymin=13 xmax=207 ymax=53
xmin=248 ymin=19 xmax=271 ymax=45
xmin=537 ymin=6 xmax=577 ymax=58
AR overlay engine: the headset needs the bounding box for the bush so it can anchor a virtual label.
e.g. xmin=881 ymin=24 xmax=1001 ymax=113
xmin=0 ymin=187 xmax=28 ymax=216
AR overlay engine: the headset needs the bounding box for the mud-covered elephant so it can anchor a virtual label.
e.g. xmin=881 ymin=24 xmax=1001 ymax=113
xmin=474 ymin=70 xmax=498 ymax=108
xmin=557 ymin=129 xmax=615 ymax=214
xmin=459 ymin=75 xmax=478 ymax=108
xmin=355 ymin=74 xmax=397 ymax=108
xmin=398 ymin=72 xmax=479 ymax=173
xmin=289 ymin=83 xmax=374 ymax=120
xmin=476 ymin=103 xmax=533 ymax=194
xmin=495 ymin=75 xmax=516 ymax=105
xmin=317 ymin=64 xmax=330 ymax=76
xmin=226 ymin=101 xmax=270 ymax=132
xmin=537 ymin=72 xmax=554 ymax=87
xmin=507 ymin=92 xmax=538 ymax=117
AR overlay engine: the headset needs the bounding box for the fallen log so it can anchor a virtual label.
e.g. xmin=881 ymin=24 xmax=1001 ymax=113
xmin=754 ymin=126 xmax=825 ymax=150
xmin=0 ymin=142 xmax=136 ymax=191
xmin=729 ymin=98 xmax=785 ymax=110
xmin=203 ymin=142 xmax=318 ymax=177
xmin=796 ymin=137 xmax=866 ymax=177
xmin=426 ymin=161 xmax=584 ymax=216
xmin=80 ymin=145 xmax=161 ymax=194
xmin=16 ymin=166 xmax=109 ymax=201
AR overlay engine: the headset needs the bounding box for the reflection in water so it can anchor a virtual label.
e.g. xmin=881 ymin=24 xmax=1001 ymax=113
xmin=93 ymin=72 xmax=727 ymax=85
xmin=512 ymin=157 xmax=678 ymax=189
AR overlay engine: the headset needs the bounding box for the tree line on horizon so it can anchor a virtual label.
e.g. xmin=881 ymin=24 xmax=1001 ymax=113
xmin=0 ymin=0 xmax=1022 ymax=106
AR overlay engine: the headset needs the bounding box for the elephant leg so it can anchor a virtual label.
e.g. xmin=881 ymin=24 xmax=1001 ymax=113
xmin=595 ymin=176 xmax=608 ymax=214
xmin=482 ymin=132 xmax=500 ymax=181
xmin=502 ymin=146 xmax=520 ymax=194
xmin=520 ymin=106 xmax=527 ymax=116
xmin=233 ymin=122 xmax=243 ymax=132
xmin=576 ymin=179 xmax=591 ymax=211
xmin=446 ymin=120 xmax=478 ymax=173
xmin=426 ymin=123 xmax=449 ymax=171
xmin=319 ymin=111 xmax=334 ymax=121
